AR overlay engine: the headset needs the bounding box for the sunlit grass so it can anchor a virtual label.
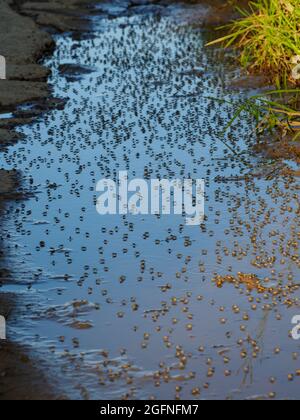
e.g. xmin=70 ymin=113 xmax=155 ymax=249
xmin=217 ymin=89 xmax=300 ymax=140
xmin=207 ymin=0 xmax=300 ymax=87
xmin=241 ymin=97 xmax=300 ymax=141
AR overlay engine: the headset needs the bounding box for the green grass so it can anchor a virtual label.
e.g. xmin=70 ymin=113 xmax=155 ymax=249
xmin=216 ymin=89 xmax=300 ymax=140
xmin=207 ymin=0 xmax=300 ymax=87
xmin=206 ymin=1 xmax=300 ymax=142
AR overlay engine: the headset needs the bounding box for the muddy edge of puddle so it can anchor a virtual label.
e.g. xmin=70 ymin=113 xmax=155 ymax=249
xmin=0 ymin=0 xmax=264 ymax=400
xmin=0 ymin=0 xmax=103 ymax=400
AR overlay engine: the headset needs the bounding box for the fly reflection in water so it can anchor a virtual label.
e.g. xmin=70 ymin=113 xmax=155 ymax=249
xmin=0 ymin=10 xmax=299 ymax=400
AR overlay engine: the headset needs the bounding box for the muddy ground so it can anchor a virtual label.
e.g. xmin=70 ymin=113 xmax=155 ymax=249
xmin=0 ymin=0 xmax=94 ymax=401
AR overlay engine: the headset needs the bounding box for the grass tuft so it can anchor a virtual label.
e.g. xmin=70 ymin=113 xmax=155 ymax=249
xmin=215 ymin=89 xmax=300 ymax=140
xmin=207 ymin=0 xmax=300 ymax=87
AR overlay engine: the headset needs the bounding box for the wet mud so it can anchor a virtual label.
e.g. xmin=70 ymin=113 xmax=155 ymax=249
xmin=0 ymin=1 xmax=299 ymax=401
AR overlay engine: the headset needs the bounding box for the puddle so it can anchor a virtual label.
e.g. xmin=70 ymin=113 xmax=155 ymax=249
xmin=0 ymin=4 xmax=299 ymax=400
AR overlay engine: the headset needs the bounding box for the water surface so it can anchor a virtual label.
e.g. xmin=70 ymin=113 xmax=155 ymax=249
xmin=1 ymin=5 xmax=299 ymax=400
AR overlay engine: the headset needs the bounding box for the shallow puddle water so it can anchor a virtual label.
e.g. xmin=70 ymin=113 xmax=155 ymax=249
xmin=0 ymin=6 xmax=299 ymax=400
